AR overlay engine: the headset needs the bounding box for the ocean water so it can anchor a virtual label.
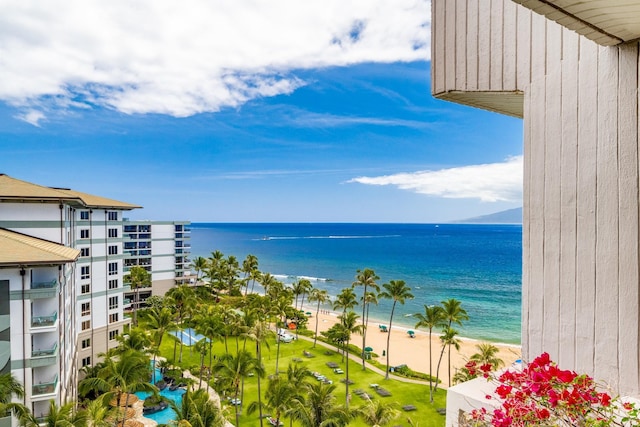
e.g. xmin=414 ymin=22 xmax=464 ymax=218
xmin=189 ymin=223 xmax=522 ymax=345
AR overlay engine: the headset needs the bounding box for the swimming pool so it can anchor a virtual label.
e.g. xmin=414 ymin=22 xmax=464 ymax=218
xmin=135 ymin=363 xmax=185 ymax=424
xmin=170 ymin=327 xmax=208 ymax=346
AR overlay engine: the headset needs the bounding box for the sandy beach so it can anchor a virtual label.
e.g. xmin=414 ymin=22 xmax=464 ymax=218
xmin=302 ymin=307 xmax=522 ymax=388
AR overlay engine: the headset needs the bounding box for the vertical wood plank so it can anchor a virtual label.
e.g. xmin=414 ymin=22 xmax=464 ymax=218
xmin=502 ymin=0 xmax=518 ymax=90
xmin=466 ymin=0 xmax=479 ymax=90
xmin=490 ymin=0 xmax=504 ymax=90
xmin=455 ymin=0 xmax=467 ymax=90
xmin=516 ymin=3 xmax=531 ymax=87
xmin=525 ymin=8 xmax=548 ymax=358
xmin=575 ymin=38 xmax=598 ymax=376
xmin=522 ymin=86 xmax=532 ymax=361
xmin=477 ymin=0 xmax=491 ymax=89
xmin=432 ymin=0 xmax=446 ymax=94
xmin=558 ymin=28 xmax=579 ymax=371
xmin=594 ymin=44 xmax=619 ymax=385
xmin=542 ymin=21 xmax=562 ymax=361
xmin=445 ymin=0 xmax=457 ymax=91
xmin=616 ymin=43 xmax=639 ymax=395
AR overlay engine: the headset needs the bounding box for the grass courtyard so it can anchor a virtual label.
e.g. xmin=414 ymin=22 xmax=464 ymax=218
xmin=158 ymin=334 xmax=447 ymax=426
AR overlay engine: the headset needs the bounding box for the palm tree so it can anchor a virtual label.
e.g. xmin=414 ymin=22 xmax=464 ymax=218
xmin=242 ymin=313 xmax=271 ymax=427
xmin=0 ymin=373 xmax=27 ymax=420
xmin=414 ymin=304 xmax=445 ymax=402
xmin=123 ymin=265 xmax=151 ymax=326
xmin=250 ymin=376 xmax=296 ymax=427
xmin=194 ymin=338 xmax=209 ymax=389
xmin=214 ymin=350 xmax=263 ymax=427
xmin=166 ymin=284 xmax=196 ymax=362
xmin=258 ymin=272 xmax=279 ymax=297
xmin=470 ymin=343 xmax=504 ymax=369
xmin=170 ymin=387 xmax=227 ymax=427
xmin=440 ymin=327 xmax=461 ymax=387
xmin=379 ymin=280 xmax=414 ymax=379
xmin=308 ymin=288 xmax=329 ymax=348
xmin=332 ymin=288 xmax=357 ymax=314
xmin=78 ymin=350 xmax=156 ymax=427
xmin=20 ymin=401 xmax=88 ymax=427
xmin=290 ymin=382 xmax=352 ymax=427
xmin=337 ymin=311 xmax=363 ymax=409
xmin=434 ymin=299 xmax=468 ymax=391
xmin=190 ymin=256 xmax=209 ymax=285
xmin=84 ymin=398 xmax=115 ymax=427
xmin=357 ymin=399 xmax=400 ymax=427
xmin=241 ymin=254 xmax=259 ymax=296
xmin=272 ymin=294 xmax=293 ymax=374
xmin=352 ymin=268 xmax=380 ymax=370
xmin=146 ymin=307 xmax=175 ymax=384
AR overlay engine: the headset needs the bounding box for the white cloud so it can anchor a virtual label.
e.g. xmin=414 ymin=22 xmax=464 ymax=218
xmin=348 ymin=156 xmax=523 ymax=202
xmin=14 ymin=110 xmax=45 ymax=126
xmin=0 ymin=1 xmax=430 ymax=120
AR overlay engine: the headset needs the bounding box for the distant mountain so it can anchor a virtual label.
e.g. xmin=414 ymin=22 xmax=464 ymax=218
xmin=453 ymin=207 xmax=522 ymax=224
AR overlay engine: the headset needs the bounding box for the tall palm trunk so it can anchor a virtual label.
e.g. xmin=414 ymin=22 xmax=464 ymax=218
xmin=360 ymin=284 xmax=368 ymax=370
xmin=256 ymin=340 xmax=264 ymax=427
xmin=428 ymin=328 xmax=435 ymax=402
xmin=313 ymin=300 xmax=321 ymax=347
xmin=345 ymin=338 xmax=351 ymax=409
xmin=384 ymin=302 xmax=397 ymax=379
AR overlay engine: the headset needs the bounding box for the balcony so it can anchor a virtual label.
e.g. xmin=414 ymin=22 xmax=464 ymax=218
xmin=32 ymin=374 xmax=58 ymax=397
xmin=31 ymin=343 xmax=58 ymax=367
xmin=31 ymin=312 xmax=57 ymax=329
xmin=32 ymin=343 xmax=57 ymax=358
xmin=29 ymin=280 xmax=59 ymax=299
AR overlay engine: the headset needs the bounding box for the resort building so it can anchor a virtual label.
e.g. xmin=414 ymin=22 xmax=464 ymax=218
xmin=122 ymin=220 xmax=191 ymax=308
xmin=0 ymin=229 xmax=79 ymax=427
xmin=430 ymin=1 xmax=640 ymax=424
xmin=0 ymin=174 xmax=189 ymax=425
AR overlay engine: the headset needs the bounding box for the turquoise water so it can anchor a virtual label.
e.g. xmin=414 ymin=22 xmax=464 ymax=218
xmin=190 ymin=223 xmax=522 ymax=344
xmin=136 ymin=365 xmax=185 ymax=424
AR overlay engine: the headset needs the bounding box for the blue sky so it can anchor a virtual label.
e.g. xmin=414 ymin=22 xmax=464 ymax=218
xmin=0 ymin=1 xmax=523 ymax=222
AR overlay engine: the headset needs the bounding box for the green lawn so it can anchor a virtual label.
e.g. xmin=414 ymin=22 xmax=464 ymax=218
xmin=158 ymin=334 xmax=447 ymax=427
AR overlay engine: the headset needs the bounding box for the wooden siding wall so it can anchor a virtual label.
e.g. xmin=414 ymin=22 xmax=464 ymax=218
xmin=433 ymin=0 xmax=640 ymax=396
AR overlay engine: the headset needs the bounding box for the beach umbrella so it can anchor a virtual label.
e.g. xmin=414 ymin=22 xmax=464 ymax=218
xmin=305 ymin=311 xmax=312 ymax=315
xmin=364 ymin=346 xmax=373 ymax=352
xmin=407 ymin=330 xmax=414 ymax=334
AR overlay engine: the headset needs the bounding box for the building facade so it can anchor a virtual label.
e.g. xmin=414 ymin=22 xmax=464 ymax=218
xmin=0 ymin=229 xmax=79 ymax=427
xmin=431 ymin=1 xmax=640 ymax=424
xmin=122 ymin=220 xmax=191 ymax=307
xmin=0 ymin=174 xmax=189 ymax=425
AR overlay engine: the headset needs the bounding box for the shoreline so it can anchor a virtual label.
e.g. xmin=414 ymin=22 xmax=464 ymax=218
xmin=301 ymin=305 xmax=522 ymax=388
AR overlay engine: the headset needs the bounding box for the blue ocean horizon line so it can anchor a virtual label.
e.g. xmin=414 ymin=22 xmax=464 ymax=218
xmin=189 ymin=223 xmax=523 ymax=345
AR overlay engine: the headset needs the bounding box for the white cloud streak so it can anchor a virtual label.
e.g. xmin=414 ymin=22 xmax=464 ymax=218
xmin=348 ymin=156 xmax=523 ymax=202
xmin=0 ymin=1 xmax=430 ymax=123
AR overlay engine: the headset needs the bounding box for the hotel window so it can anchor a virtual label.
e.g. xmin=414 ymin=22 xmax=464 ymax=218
xmin=109 ymin=296 xmax=118 ymax=310
xmin=82 ymin=356 xmax=91 ymax=367
xmin=81 ymin=338 xmax=91 ymax=349
xmin=80 ymin=247 xmax=89 ymax=257
xmin=81 ymin=320 xmax=91 ymax=331
xmin=81 ymin=302 xmax=90 ymax=316
xmin=109 ymin=313 xmax=119 ymax=324
xmin=108 ymin=245 xmax=118 ymax=255
xmin=81 ymin=284 xmax=90 ymax=294
xmin=81 ymin=266 xmax=90 ymax=279
xmin=80 ymin=211 xmax=89 ymax=220
xmin=108 ymin=279 xmax=118 ymax=290
xmin=109 ymin=330 xmax=119 ymax=340
xmin=80 ymin=229 xmax=90 ymax=239
xmin=108 ymin=228 xmax=118 ymax=238
xmin=108 ymin=211 xmax=118 ymax=221
xmin=108 ymin=262 xmax=118 ymax=276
